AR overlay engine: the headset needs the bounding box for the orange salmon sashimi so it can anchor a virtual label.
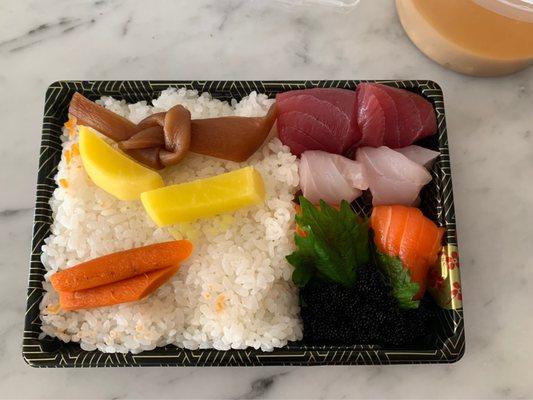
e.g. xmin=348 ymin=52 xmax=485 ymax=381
xmin=370 ymin=205 xmax=444 ymax=299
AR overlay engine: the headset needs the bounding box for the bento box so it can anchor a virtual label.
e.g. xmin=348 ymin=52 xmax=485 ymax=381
xmin=23 ymin=80 xmax=464 ymax=367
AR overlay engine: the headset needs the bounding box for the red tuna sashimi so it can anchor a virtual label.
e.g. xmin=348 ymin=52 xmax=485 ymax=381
xmin=276 ymin=88 xmax=361 ymax=156
xmin=280 ymin=95 xmax=351 ymax=148
xmin=277 ymin=112 xmax=343 ymax=155
xmin=356 ymin=87 xmax=386 ymax=147
xmin=356 ymin=83 xmax=437 ymax=148
xmin=412 ymin=93 xmax=437 ymax=137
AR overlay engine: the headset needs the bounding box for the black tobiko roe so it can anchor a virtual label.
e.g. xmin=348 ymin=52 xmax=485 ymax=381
xmin=299 ymin=263 xmax=436 ymax=346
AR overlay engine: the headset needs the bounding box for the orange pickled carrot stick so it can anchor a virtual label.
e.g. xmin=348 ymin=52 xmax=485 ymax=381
xmin=59 ymin=265 xmax=179 ymax=310
xmin=51 ymin=240 xmax=193 ymax=292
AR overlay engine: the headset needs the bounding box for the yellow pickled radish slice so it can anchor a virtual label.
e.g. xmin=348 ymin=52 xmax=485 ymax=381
xmin=141 ymin=166 xmax=265 ymax=226
xmin=78 ymin=126 xmax=164 ymax=201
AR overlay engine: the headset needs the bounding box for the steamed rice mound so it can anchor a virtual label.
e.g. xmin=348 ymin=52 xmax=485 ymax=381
xmin=40 ymin=88 xmax=303 ymax=353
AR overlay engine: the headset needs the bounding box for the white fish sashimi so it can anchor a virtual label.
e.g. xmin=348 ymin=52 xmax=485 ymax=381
xmin=300 ymin=150 xmax=368 ymax=205
xmin=356 ymin=146 xmax=432 ymax=206
xmin=395 ymin=145 xmax=440 ymax=169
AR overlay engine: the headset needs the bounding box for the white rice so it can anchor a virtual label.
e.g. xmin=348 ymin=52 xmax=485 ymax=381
xmin=39 ymin=88 xmax=303 ymax=353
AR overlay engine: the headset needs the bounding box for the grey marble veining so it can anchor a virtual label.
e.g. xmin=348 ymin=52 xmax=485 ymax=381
xmin=1 ymin=0 xmax=532 ymax=398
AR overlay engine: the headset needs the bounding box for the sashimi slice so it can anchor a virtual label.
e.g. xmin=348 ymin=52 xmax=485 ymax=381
xmin=410 ymin=225 xmax=438 ymax=296
xmin=370 ymin=205 xmax=444 ymax=299
xmin=356 ymin=146 xmax=432 ymax=206
xmin=383 ymin=205 xmax=409 ymax=256
xmin=394 ymin=91 xmax=423 ymax=147
xmin=279 ymin=94 xmax=351 ymax=133
xmin=355 ymin=83 xmax=437 ymax=148
xmin=299 ymin=150 xmax=368 ymax=205
xmin=357 ymin=88 xmax=385 ymax=147
xmin=396 ymin=145 xmax=440 ymax=169
xmin=411 ymin=93 xmax=438 ymax=140
xmin=365 ymin=174 xmax=424 ymax=206
xmin=371 ymin=84 xmax=400 ymax=148
xmin=278 ymin=88 xmax=356 ymax=117
xmin=415 ymin=217 xmax=444 ymax=266
xmin=276 ymin=88 xmax=361 ymax=156
xmin=369 ymin=206 xmax=390 ymax=247
xmin=399 ymin=209 xmax=424 ymax=274
xmin=377 ymin=84 xmax=437 ymax=146
xmin=278 ymin=112 xmax=343 ymax=155
xmin=336 ymin=157 xmax=368 ymax=190
xmin=278 ymin=95 xmax=352 ymax=150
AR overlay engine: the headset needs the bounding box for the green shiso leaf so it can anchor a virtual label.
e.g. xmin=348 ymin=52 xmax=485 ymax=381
xmin=286 ymin=197 xmax=370 ymax=288
xmin=375 ymin=252 xmax=420 ymax=309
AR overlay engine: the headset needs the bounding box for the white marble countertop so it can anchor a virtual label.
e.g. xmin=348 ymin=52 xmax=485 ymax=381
xmin=1 ymin=0 xmax=532 ymax=398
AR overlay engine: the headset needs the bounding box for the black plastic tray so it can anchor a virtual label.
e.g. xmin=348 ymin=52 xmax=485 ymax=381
xmin=24 ymin=80 xmax=464 ymax=367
